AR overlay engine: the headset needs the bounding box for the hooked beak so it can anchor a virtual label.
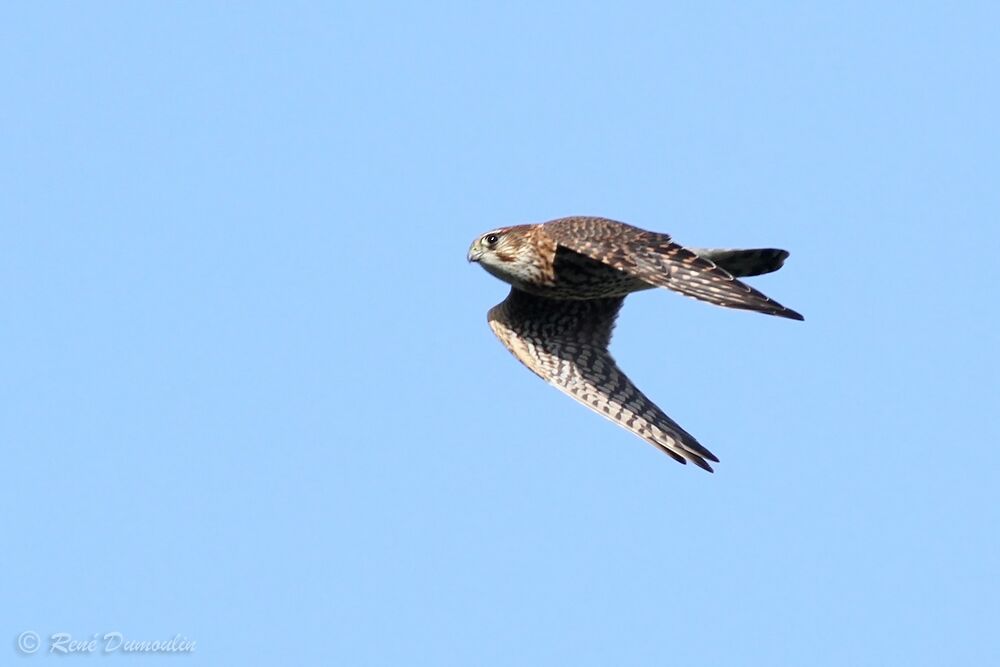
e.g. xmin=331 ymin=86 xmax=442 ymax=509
xmin=467 ymin=243 xmax=482 ymax=263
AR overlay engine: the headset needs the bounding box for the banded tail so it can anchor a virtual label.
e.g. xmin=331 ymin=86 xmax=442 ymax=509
xmin=691 ymin=248 xmax=790 ymax=278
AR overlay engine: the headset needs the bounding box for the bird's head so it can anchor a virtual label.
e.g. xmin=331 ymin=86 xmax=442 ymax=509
xmin=467 ymin=227 xmax=518 ymax=264
xmin=467 ymin=225 xmax=543 ymax=288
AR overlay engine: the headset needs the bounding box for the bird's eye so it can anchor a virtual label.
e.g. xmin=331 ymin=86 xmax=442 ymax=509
xmin=484 ymin=233 xmax=500 ymax=246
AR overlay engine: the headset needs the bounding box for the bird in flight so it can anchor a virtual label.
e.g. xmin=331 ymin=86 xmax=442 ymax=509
xmin=467 ymin=216 xmax=803 ymax=472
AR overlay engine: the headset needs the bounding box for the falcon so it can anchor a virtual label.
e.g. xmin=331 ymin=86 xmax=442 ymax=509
xmin=467 ymin=216 xmax=803 ymax=471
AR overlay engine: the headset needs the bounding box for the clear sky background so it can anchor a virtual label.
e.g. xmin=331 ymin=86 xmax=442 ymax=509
xmin=3 ymin=3 xmax=998 ymax=665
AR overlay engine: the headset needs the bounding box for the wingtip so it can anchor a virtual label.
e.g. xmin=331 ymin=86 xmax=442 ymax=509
xmin=769 ymin=304 xmax=804 ymax=321
xmin=783 ymin=308 xmax=805 ymax=321
xmin=689 ymin=456 xmax=715 ymax=473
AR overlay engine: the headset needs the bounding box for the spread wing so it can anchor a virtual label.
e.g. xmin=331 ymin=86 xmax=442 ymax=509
xmin=487 ymin=287 xmax=718 ymax=470
xmin=543 ymin=216 xmax=804 ymax=320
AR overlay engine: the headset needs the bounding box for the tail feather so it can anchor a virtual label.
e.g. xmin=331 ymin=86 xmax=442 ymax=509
xmin=636 ymin=243 xmax=803 ymax=320
xmin=691 ymin=248 xmax=789 ymax=278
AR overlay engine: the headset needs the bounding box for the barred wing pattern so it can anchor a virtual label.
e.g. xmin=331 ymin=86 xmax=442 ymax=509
xmin=488 ymin=287 xmax=719 ymax=470
xmin=544 ymin=217 xmax=803 ymax=320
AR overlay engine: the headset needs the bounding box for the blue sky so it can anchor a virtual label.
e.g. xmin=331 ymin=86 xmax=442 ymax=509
xmin=3 ymin=2 xmax=998 ymax=665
